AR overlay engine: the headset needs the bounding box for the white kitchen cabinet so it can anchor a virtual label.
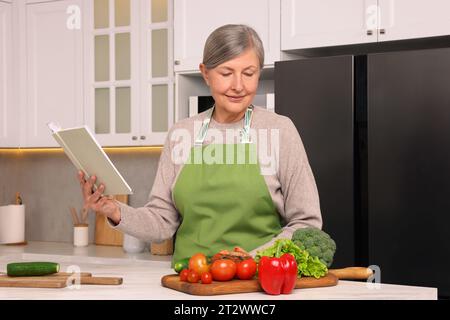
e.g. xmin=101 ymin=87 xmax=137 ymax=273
xmin=282 ymin=0 xmax=450 ymax=51
xmin=85 ymin=0 xmax=173 ymax=147
xmin=378 ymin=0 xmax=450 ymax=42
xmin=84 ymin=0 xmax=140 ymax=146
xmin=0 ymin=1 xmax=17 ymax=147
xmin=281 ymin=0 xmax=378 ymax=50
xmin=25 ymin=0 xmax=84 ymax=147
xmin=174 ymin=0 xmax=280 ymax=72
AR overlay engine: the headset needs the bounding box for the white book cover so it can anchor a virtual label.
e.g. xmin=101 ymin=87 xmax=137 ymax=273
xmin=48 ymin=123 xmax=133 ymax=196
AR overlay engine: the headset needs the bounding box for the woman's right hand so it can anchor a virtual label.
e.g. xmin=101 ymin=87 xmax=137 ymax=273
xmin=77 ymin=171 xmax=121 ymax=224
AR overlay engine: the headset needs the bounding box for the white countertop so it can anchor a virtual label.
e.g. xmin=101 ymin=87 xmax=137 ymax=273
xmin=0 ymin=242 xmax=437 ymax=300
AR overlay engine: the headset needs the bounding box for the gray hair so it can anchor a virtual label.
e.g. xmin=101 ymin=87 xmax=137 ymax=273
xmin=202 ymin=24 xmax=264 ymax=70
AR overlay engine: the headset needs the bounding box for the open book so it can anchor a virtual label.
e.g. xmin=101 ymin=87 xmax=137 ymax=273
xmin=48 ymin=122 xmax=133 ymax=196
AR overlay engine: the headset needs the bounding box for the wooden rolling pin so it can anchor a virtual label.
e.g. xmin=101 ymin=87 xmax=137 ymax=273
xmin=328 ymin=267 xmax=373 ymax=280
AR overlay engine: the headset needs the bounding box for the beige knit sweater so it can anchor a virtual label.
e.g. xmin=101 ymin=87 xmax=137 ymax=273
xmin=109 ymin=106 xmax=322 ymax=255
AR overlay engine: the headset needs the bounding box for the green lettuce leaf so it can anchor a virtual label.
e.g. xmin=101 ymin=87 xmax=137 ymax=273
xmin=255 ymin=239 xmax=328 ymax=279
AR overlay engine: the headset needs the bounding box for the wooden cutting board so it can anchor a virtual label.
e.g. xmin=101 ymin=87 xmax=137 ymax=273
xmin=95 ymin=195 xmax=128 ymax=246
xmin=161 ymin=273 xmax=339 ymax=296
xmin=0 ymin=272 xmax=123 ymax=288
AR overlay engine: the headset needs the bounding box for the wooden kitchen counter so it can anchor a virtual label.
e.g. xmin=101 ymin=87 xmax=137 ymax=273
xmin=0 ymin=242 xmax=437 ymax=300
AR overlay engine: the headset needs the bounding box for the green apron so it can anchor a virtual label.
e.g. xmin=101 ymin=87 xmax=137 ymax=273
xmin=172 ymin=105 xmax=281 ymax=264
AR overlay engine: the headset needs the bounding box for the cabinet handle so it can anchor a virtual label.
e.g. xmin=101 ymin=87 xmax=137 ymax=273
xmin=379 ymin=28 xmax=386 ymax=34
xmin=366 ymin=30 xmax=373 ymax=36
xmin=140 ymin=136 xmax=146 ymax=140
xmin=132 ymin=136 xmax=138 ymax=141
xmin=174 ymin=60 xmax=180 ymax=65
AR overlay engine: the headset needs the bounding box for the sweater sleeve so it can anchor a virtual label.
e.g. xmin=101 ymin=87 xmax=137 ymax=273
xmin=107 ymin=130 xmax=181 ymax=243
xmin=249 ymin=117 xmax=322 ymax=256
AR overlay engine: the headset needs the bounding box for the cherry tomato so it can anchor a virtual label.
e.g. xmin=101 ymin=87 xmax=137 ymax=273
xmin=179 ymin=269 xmax=189 ymax=282
xmin=187 ymin=270 xmax=200 ymax=283
xmin=236 ymin=258 xmax=257 ymax=280
xmin=201 ymin=272 xmax=212 ymax=284
xmin=210 ymin=259 xmax=237 ymax=281
xmin=189 ymin=253 xmax=210 ymax=275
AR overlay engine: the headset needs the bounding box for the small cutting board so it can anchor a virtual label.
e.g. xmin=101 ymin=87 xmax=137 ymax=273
xmin=0 ymin=273 xmax=123 ymax=288
xmin=161 ymin=273 xmax=338 ymax=296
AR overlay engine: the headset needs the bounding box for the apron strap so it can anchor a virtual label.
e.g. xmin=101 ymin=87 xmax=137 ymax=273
xmin=194 ymin=105 xmax=254 ymax=146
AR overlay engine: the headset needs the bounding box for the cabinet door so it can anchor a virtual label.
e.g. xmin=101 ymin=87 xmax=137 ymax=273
xmin=281 ymin=0 xmax=378 ymax=50
xmin=378 ymin=0 xmax=450 ymax=42
xmin=86 ymin=0 xmax=173 ymax=147
xmin=174 ymin=0 xmax=280 ymax=72
xmin=275 ymin=56 xmax=355 ymax=268
xmin=86 ymin=0 xmax=140 ymax=146
xmin=140 ymin=0 xmax=174 ymax=146
xmin=25 ymin=0 xmax=84 ymax=147
xmin=0 ymin=2 xmax=17 ymax=147
xmin=368 ymin=48 xmax=450 ymax=297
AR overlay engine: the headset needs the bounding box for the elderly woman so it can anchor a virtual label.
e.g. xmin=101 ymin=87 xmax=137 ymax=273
xmin=78 ymin=24 xmax=322 ymax=263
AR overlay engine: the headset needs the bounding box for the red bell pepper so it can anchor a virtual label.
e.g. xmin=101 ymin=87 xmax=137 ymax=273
xmin=258 ymin=253 xmax=298 ymax=295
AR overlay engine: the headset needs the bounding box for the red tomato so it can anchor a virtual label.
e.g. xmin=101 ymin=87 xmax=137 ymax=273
xmin=236 ymin=258 xmax=257 ymax=280
xmin=187 ymin=270 xmax=200 ymax=283
xmin=179 ymin=269 xmax=189 ymax=282
xmin=210 ymin=259 xmax=237 ymax=281
xmin=201 ymin=272 xmax=212 ymax=284
xmin=189 ymin=253 xmax=210 ymax=275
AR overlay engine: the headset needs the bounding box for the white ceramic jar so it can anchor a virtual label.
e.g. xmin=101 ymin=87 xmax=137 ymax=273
xmin=73 ymin=224 xmax=89 ymax=247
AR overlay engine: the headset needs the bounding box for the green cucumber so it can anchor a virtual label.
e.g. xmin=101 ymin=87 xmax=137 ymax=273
xmin=173 ymin=258 xmax=190 ymax=273
xmin=7 ymin=262 xmax=60 ymax=277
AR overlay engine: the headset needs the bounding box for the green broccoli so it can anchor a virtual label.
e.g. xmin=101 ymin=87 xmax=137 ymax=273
xmin=291 ymin=227 xmax=337 ymax=268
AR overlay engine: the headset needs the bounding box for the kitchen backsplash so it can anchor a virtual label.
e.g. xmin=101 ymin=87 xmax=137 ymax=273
xmin=0 ymin=149 xmax=162 ymax=244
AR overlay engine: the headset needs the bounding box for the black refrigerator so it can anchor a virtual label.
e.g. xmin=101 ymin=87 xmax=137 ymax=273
xmin=275 ymin=47 xmax=450 ymax=298
xmin=274 ymin=56 xmax=356 ymax=269
xmin=368 ymin=48 xmax=450 ymax=297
